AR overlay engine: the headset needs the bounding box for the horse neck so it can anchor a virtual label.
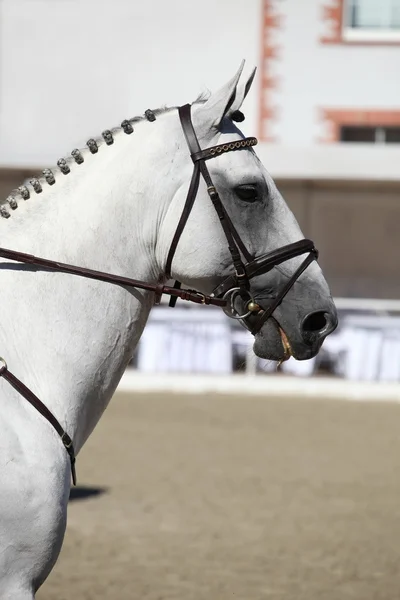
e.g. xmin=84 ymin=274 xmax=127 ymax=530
xmin=0 ymin=121 xmax=173 ymax=451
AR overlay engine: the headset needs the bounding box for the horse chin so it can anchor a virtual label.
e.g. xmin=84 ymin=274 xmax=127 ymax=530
xmin=253 ymin=319 xmax=289 ymax=361
xmin=253 ymin=318 xmax=320 ymax=362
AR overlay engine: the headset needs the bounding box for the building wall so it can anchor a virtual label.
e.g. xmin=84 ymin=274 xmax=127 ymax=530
xmin=260 ymin=0 xmax=400 ymax=144
xmin=0 ymin=0 xmax=261 ymax=167
xmin=278 ymin=179 xmax=400 ymax=298
xmin=1 ymin=0 xmax=400 ymax=179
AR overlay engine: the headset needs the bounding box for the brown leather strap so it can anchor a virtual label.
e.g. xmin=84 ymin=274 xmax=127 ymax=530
xmin=200 ymin=175 xmax=249 ymax=295
xmin=165 ymin=109 xmax=256 ymax=278
xmin=178 ymin=104 xmax=250 ymax=297
xmin=212 ymin=239 xmax=317 ymax=298
xmin=215 ymin=202 xmax=253 ymax=263
xmin=179 ymin=104 xmax=202 ymax=154
xmin=165 ymin=161 xmax=201 ymax=278
xmin=169 ymin=280 xmax=182 ymax=307
xmin=0 ymin=362 xmax=76 ymax=485
xmin=0 ymin=247 xmax=227 ymax=307
xmin=249 ymin=250 xmax=317 ymax=334
xmin=154 ymin=275 xmax=166 ymax=305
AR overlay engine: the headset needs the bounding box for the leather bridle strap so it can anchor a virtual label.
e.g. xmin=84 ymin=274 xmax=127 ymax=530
xmin=165 ymin=160 xmax=252 ymax=277
xmin=212 ymin=239 xmax=317 ymax=298
xmin=166 ymin=103 xmax=257 ymax=296
xmin=165 ymin=159 xmax=201 ymax=278
xmin=0 ymin=247 xmax=226 ymax=307
xmin=173 ymin=104 xmax=255 ymax=296
xmin=249 ymin=249 xmax=318 ymax=334
xmin=0 ymin=360 xmax=76 ymax=485
xmin=216 ymin=204 xmax=253 ymax=263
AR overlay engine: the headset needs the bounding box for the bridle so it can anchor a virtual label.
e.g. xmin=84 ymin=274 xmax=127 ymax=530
xmin=166 ymin=104 xmax=318 ymax=336
xmin=0 ymin=103 xmax=318 ymax=485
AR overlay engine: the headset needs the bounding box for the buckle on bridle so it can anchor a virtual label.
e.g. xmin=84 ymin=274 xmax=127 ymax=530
xmin=0 ymin=356 xmax=7 ymax=374
xmin=207 ymin=186 xmax=218 ymax=201
xmin=196 ymin=292 xmax=206 ymax=305
xmin=235 ymin=265 xmax=247 ymax=280
xmin=62 ymin=432 xmax=73 ymax=449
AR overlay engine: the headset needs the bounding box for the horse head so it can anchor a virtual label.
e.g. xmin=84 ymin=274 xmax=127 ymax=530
xmin=157 ymin=63 xmax=338 ymax=361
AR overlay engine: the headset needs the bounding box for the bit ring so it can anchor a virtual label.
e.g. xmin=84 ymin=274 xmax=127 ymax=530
xmin=222 ymin=288 xmax=253 ymax=320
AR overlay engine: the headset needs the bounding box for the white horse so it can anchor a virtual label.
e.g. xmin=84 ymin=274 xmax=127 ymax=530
xmin=0 ymin=64 xmax=337 ymax=597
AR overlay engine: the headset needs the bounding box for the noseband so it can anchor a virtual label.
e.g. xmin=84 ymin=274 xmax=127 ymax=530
xmin=0 ymin=102 xmax=318 ymax=485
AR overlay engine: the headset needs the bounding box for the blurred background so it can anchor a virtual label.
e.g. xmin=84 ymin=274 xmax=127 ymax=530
xmin=3 ymin=1 xmax=398 ymax=599
xmin=2 ymin=0 xmax=399 ymax=384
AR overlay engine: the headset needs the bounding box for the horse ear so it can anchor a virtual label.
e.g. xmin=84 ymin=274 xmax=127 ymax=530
xmin=196 ymin=61 xmax=245 ymax=129
xmin=226 ymin=67 xmax=257 ymax=118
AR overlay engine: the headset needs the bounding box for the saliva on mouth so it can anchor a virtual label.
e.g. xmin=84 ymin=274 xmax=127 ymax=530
xmin=276 ymin=326 xmax=292 ymax=370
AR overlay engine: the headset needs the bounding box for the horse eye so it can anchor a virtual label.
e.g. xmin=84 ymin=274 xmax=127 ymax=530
xmin=235 ymin=184 xmax=259 ymax=203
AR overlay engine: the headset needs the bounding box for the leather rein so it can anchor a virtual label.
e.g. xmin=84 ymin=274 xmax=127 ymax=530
xmin=0 ymin=103 xmax=318 ymax=485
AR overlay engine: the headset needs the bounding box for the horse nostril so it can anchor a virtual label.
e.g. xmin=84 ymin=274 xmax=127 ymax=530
xmin=301 ymin=310 xmax=338 ymax=346
xmin=302 ymin=311 xmax=327 ymax=333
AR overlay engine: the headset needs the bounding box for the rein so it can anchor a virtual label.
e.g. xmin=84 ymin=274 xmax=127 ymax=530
xmin=0 ymin=102 xmax=318 ymax=486
xmin=0 ymin=247 xmax=226 ymax=308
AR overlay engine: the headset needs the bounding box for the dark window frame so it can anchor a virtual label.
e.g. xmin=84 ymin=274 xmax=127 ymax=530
xmin=340 ymin=125 xmax=400 ymax=143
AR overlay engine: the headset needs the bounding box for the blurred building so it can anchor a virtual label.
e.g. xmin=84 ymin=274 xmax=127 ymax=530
xmin=259 ymin=0 xmax=400 ymax=299
xmin=0 ymin=0 xmax=399 ymax=298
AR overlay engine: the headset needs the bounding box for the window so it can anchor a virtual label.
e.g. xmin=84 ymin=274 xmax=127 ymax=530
xmin=321 ymin=110 xmax=400 ymax=143
xmin=341 ymin=125 xmax=400 ymax=143
xmin=343 ymin=0 xmax=400 ymax=41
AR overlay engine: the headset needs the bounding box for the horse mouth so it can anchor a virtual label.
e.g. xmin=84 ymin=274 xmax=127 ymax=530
xmin=253 ymin=317 xmax=296 ymax=362
xmin=277 ymin=326 xmax=292 ymax=368
xmin=279 ymin=326 xmax=292 ymax=358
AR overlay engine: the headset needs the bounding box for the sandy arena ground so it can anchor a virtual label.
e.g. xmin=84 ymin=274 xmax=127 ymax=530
xmin=38 ymin=390 xmax=400 ymax=600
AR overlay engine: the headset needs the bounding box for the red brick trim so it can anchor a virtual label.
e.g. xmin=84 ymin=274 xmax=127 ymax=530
xmin=258 ymin=0 xmax=282 ymax=141
xmin=320 ymin=109 xmax=400 ymax=142
xmin=321 ymin=0 xmax=400 ymax=45
xmin=321 ymin=0 xmax=343 ymax=43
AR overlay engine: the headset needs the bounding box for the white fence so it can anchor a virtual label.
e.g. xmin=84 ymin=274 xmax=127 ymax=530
xmin=131 ymin=298 xmax=400 ymax=383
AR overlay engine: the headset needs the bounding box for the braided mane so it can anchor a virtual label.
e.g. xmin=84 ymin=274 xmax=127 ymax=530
xmin=0 ymin=105 xmax=176 ymax=219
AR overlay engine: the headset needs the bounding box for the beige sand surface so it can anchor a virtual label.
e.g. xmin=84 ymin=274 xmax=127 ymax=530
xmin=38 ymin=392 xmax=400 ymax=600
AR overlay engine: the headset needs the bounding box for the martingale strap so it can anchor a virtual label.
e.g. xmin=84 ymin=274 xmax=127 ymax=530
xmin=0 ymin=358 xmax=76 ymax=485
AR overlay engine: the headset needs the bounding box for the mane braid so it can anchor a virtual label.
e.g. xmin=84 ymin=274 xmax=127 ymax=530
xmin=0 ymin=104 xmax=179 ymax=219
